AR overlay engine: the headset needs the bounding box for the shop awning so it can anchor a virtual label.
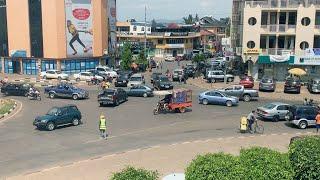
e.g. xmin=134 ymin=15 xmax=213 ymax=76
xmin=258 ymin=55 xmax=294 ymax=64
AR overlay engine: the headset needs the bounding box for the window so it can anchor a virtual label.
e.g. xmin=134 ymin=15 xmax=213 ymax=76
xmin=301 ymin=17 xmax=311 ymax=26
xmin=300 ymin=41 xmax=309 ymax=50
xmin=277 ymin=105 xmax=288 ymax=110
xmin=133 ymin=26 xmax=137 ymax=31
xmin=260 ymin=36 xmax=267 ymax=49
xmin=248 ymin=17 xmax=257 ymax=26
xmin=247 ymin=41 xmax=255 ymax=49
xmin=141 ymin=27 xmax=145 ymax=31
xmin=29 ymin=0 xmax=43 ymax=58
xmin=311 ymin=66 xmax=316 ymax=74
xmin=213 ymin=92 xmax=223 ymax=97
xmin=158 ymin=39 xmax=163 ymax=44
xmin=147 ymin=27 xmax=150 ymax=31
xmin=261 ymin=12 xmax=268 ymax=25
xmin=288 ymin=12 xmax=297 ymax=25
xmin=0 ymin=0 xmax=8 ymax=57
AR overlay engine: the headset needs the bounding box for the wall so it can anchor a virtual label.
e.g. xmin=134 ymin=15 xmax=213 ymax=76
xmin=92 ymin=0 xmax=107 ymax=57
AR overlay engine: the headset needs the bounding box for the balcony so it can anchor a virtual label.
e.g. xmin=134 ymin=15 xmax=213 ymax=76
xmin=245 ymin=0 xmax=317 ymax=8
xmin=261 ymin=24 xmax=296 ymax=33
xmin=261 ymin=48 xmax=294 ymax=55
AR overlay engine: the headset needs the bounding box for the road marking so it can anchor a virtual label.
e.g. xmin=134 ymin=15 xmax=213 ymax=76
xmin=0 ymin=99 xmax=23 ymax=125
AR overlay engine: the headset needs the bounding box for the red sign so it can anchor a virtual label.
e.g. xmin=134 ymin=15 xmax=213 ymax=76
xmin=73 ymin=8 xmax=90 ymax=20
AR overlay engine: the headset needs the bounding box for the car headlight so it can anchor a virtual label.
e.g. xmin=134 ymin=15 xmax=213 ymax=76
xmin=160 ymin=84 xmax=165 ymax=87
xmin=41 ymin=119 xmax=47 ymax=123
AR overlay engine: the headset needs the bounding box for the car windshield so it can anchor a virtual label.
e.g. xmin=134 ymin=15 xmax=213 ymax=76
xmin=103 ymin=90 xmax=115 ymax=95
xmin=47 ymin=108 xmax=59 ymax=115
xmin=263 ymin=103 xmax=276 ymax=109
xmin=160 ymin=77 xmax=169 ymax=82
xmin=130 ymin=77 xmax=141 ymax=81
xmin=262 ymin=78 xmax=273 ymax=83
xmin=174 ymin=71 xmax=182 ymax=75
xmin=56 ymin=71 xmax=61 ymax=74
xmin=119 ymin=75 xmax=128 ymax=79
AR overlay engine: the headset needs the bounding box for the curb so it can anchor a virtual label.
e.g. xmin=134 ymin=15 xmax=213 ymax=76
xmin=0 ymin=100 xmax=17 ymax=120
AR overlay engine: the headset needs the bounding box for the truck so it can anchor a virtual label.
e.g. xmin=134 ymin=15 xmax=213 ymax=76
xmin=218 ymin=85 xmax=259 ymax=102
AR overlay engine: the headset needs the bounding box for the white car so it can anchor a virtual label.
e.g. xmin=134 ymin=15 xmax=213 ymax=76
xmin=165 ymin=56 xmax=175 ymax=62
xmin=40 ymin=70 xmax=69 ymax=80
xmin=128 ymin=74 xmax=145 ymax=87
xmin=73 ymin=72 xmax=104 ymax=82
xmin=96 ymin=66 xmax=118 ymax=78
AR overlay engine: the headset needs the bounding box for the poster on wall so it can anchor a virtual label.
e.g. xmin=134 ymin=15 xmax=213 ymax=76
xmin=108 ymin=0 xmax=117 ymax=54
xmin=65 ymin=0 xmax=93 ymax=57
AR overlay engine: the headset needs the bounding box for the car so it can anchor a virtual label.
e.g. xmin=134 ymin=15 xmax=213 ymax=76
xmin=40 ymin=70 xmax=69 ymax=80
xmin=206 ymin=70 xmax=234 ymax=83
xmin=128 ymin=74 xmax=145 ymax=87
xmin=165 ymin=56 xmax=175 ymax=62
xmin=44 ymin=83 xmax=89 ymax=100
xmin=33 ymin=105 xmax=82 ymax=131
xmin=87 ymin=69 xmax=109 ymax=81
xmin=153 ymin=75 xmax=173 ymax=90
xmin=98 ymin=88 xmax=127 ymax=106
xmin=96 ymin=66 xmax=118 ymax=78
xmin=127 ymin=85 xmax=154 ymax=97
xmin=151 ymin=72 xmax=162 ymax=84
xmin=307 ymin=78 xmax=320 ymax=93
xmin=259 ymin=76 xmax=276 ymax=92
xmin=117 ymin=70 xmax=134 ymax=78
xmin=256 ymin=102 xmax=290 ymax=122
xmin=150 ymin=60 xmax=157 ymax=69
xmin=1 ymin=83 xmax=31 ymax=97
xmin=115 ymin=74 xmax=130 ymax=87
xmin=218 ymin=85 xmax=259 ymax=102
xmin=73 ymin=72 xmax=104 ymax=82
xmin=198 ymin=90 xmax=239 ymax=107
xmin=285 ymin=105 xmax=319 ymax=129
xmin=184 ymin=65 xmax=196 ymax=77
xmin=175 ymin=55 xmax=183 ymax=61
xmin=172 ymin=69 xmax=185 ymax=81
xmin=284 ymin=77 xmax=301 ymax=94
xmin=239 ymin=76 xmax=254 ymax=88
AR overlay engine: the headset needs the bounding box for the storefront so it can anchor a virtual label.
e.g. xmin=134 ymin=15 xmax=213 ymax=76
xmin=257 ymin=55 xmax=294 ymax=80
xmin=60 ymin=58 xmax=99 ymax=74
xmin=293 ymin=55 xmax=320 ymax=80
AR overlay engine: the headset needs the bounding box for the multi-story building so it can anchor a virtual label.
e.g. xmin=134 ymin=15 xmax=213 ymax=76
xmin=235 ymin=0 xmax=320 ymax=80
xmin=0 ymin=0 xmax=112 ymax=75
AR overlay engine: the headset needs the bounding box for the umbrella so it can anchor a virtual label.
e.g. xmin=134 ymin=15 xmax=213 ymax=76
xmin=288 ymin=68 xmax=306 ymax=76
xmin=153 ymin=90 xmax=172 ymax=96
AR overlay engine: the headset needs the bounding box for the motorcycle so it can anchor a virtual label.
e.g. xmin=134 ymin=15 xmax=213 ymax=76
xmin=153 ymin=101 xmax=168 ymax=115
xmin=27 ymin=92 xmax=41 ymax=101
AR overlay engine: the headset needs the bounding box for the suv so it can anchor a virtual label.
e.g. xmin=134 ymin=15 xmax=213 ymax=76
xmin=284 ymin=77 xmax=301 ymax=94
xmin=154 ymin=75 xmax=173 ymax=90
xmin=1 ymin=83 xmax=31 ymax=96
xmin=128 ymin=74 xmax=145 ymax=87
xmin=286 ymin=105 xmax=319 ymax=129
xmin=259 ymin=77 xmax=276 ymax=92
xmin=172 ymin=69 xmax=185 ymax=81
xmin=206 ymin=70 xmax=234 ymax=83
xmin=44 ymin=83 xmax=89 ymax=100
xmin=307 ymin=78 xmax=320 ymax=93
xmin=98 ymin=88 xmax=127 ymax=106
xmin=33 ymin=105 xmax=82 ymax=131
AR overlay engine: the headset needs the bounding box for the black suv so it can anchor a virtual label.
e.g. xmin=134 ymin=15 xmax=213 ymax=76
xmin=1 ymin=83 xmax=31 ymax=96
xmin=153 ymin=75 xmax=173 ymax=90
xmin=98 ymin=88 xmax=127 ymax=106
xmin=286 ymin=105 xmax=319 ymax=129
xmin=33 ymin=105 xmax=82 ymax=131
xmin=151 ymin=72 xmax=162 ymax=84
xmin=307 ymin=78 xmax=320 ymax=93
xmin=115 ymin=74 xmax=130 ymax=87
xmin=284 ymin=77 xmax=301 ymax=94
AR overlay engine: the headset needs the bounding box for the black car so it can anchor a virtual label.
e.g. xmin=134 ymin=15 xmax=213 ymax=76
xmin=154 ymin=75 xmax=173 ymax=90
xmin=33 ymin=105 xmax=82 ymax=131
xmin=151 ymin=72 xmax=162 ymax=84
xmin=307 ymin=78 xmax=320 ymax=93
xmin=184 ymin=66 xmax=196 ymax=77
xmin=150 ymin=60 xmax=157 ymax=69
xmin=118 ymin=70 xmax=133 ymax=78
xmin=98 ymin=88 xmax=127 ymax=106
xmin=284 ymin=77 xmax=301 ymax=94
xmin=1 ymin=83 xmax=31 ymax=96
xmin=115 ymin=74 xmax=129 ymax=87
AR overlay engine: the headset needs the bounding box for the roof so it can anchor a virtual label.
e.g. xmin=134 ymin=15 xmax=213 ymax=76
xmin=269 ymin=102 xmax=290 ymax=105
xmin=199 ymin=16 xmax=227 ymax=27
xmin=200 ymin=29 xmax=215 ymax=36
xmin=116 ymin=21 xmax=131 ymax=27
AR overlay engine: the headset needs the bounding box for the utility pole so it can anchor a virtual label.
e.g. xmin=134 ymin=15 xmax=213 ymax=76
xmin=144 ymin=5 xmax=147 ymax=59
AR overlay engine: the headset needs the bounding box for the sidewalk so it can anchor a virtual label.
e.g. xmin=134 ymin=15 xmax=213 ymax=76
xmin=7 ymin=132 xmax=314 ymax=180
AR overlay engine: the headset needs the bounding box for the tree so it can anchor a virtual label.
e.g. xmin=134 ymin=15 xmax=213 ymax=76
xmin=183 ymin=14 xmax=194 ymax=24
xmin=137 ymin=50 xmax=147 ymax=66
xmin=192 ymin=54 xmax=205 ymax=64
xmin=120 ymin=43 xmax=132 ymax=70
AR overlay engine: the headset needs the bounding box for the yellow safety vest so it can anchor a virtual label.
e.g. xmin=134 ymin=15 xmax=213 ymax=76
xmin=99 ymin=118 xmax=106 ymax=130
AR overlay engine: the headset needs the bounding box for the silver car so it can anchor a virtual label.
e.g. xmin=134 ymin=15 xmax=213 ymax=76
xmin=257 ymin=102 xmax=290 ymax=122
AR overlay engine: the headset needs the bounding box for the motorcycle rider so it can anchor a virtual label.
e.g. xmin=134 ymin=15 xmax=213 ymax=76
xmin=29 ymin=87 xmax=40 ymax=98
xmin=160 ymin=94 xmax=172 ymax=109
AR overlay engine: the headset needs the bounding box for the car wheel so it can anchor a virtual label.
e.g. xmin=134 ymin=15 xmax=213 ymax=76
xmin=72 ymin=94 xmax=79 ymax=100
xmin=273 ymin=115 xmax=280 ymax=122
xmin=58 ymin=77 xmax=62 ymax=81
xmin=100 ymin=103 xmax=104 ymax=107
xmin=49 ymin=93 xmax=55 ymax=99
xmin=143 ymin=93 xmax=148 ymax=98
xmin=212 ymin=79 xmax=216 ymax=83
xmin=299 ymin=121 xmax=307 ymax=129
xmin=243 ymin=94 xmax=251 ymax=102
xmin=202 ymin=99 xmax=209 ymax=105
xmin=115 ymin=100 xmax=119 ymax=106
xmin=72 ymin=118 xmax=80 ymax=126
xmin=76 ymin=78 xmax=80 ymax=82
xmin=226 ymin=100 xmax=233 ymax=107
xmin=227 ymin=78 xmax=233 ymax=82
xmin=43 ymin=75 xmax=47 ymax=80
xmin=179 ymin=107 xmax=186 ymax=113
xmin=46 ymin=122 xmax=55 ymax=131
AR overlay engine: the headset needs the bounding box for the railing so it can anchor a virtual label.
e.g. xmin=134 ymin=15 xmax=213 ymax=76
xmin=117 ymin=32 xmax=200 ymax=37
xmin=261 ymin=48 xmax=294 ymax=55
xmin=261 ymin=24 xmax=296 ymax=33
xmin=245 ymin=0 xmax=320 ymax=8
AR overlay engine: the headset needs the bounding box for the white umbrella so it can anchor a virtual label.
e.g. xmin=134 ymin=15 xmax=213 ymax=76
xmin=153 ymin=90 xmax=172 ymax=96
xmin=162 ymin=173 xmax=185 ymax=180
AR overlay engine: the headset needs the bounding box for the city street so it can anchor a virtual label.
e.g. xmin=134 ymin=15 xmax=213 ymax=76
xmin=0 ymin=61 xmax=314 ymax=178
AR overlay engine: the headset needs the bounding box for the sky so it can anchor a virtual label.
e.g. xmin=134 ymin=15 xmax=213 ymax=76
xmin=116 ymin=0 xmax=232 ymax=22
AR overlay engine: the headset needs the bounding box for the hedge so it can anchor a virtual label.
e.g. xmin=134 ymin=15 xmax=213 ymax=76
xmin=110 ymin=166 xmax=159 ymax=180
xmin=289 ymin=136 xmax=320 ymax=180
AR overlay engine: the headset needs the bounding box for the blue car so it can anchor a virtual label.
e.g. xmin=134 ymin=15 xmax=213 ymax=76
xmin=44 ymin=83 xmax=89 ymax=100
xmin=199 ymin=90 xmax=239 ymax=107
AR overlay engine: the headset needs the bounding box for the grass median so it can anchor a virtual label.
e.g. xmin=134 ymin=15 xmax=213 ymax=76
xmin=0 ymin=99 xmax=15 ymax=116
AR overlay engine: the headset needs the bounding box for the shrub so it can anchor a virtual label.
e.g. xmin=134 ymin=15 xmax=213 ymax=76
xmin=185 ymin=153 xmax=241 ymax=180
xmin=110 ymin=166 xmax=159 ymax=180
xmin=239 ymin=147 xmax=293 ymax=180
xmin=289 ymin=136 xmax=320 ymax=180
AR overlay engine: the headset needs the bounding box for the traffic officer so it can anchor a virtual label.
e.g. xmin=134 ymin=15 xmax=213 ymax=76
xmin=99 ymin=114 xmax=107 ymax=139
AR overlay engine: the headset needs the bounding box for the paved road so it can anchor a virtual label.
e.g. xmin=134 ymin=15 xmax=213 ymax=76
xmin=0 ymin=61 xmax=312 ymax=178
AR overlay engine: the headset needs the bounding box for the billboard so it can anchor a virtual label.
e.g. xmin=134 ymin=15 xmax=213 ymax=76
xmin=65 ymin=0 xmax=93 ymax=57
xmin=108 ymin=0 xmax=117 ymax=54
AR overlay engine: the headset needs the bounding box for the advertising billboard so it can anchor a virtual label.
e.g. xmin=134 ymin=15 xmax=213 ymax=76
xmin=65 ymin=0 xmax=93 ymax=57
xmin=108 ymin=0 xmax=117 ymax=54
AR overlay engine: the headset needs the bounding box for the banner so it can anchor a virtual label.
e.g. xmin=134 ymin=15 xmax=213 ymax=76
xmin=65 ymin=0 xmax=93 ymax=57
xmin=108 ymin=0 xmax=117 ymax=54
xmin=270 ymin=54 xmax=290 ymax=63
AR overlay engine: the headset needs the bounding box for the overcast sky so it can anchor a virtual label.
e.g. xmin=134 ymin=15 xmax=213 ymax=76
xmin=116 ymin=0 xmax=232 ymax=22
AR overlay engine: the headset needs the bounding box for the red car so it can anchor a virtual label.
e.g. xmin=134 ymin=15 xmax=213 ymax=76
xmin=240 ymin=76 xmax=254 ymax=88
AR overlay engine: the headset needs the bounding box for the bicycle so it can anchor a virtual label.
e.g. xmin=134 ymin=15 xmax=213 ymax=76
xmin=249 ymin=120 xmax=264 ymax=134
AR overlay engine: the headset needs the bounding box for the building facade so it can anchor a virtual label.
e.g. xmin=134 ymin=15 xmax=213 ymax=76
xmin=235 ymin=0 xmax=320 ymax=80
xmin=0 ymin=0 xmax=111 ymax=75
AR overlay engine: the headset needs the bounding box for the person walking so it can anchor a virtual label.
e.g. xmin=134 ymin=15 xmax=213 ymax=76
xmin=316 ymin=111 xmax=320 ymax=133
xmin=99 ymin=114 xmax=107 ymax=139
xmin=247 ymin=110 xmax=256 ymax=133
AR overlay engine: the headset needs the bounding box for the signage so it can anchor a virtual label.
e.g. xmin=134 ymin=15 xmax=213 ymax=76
xmin=108 ymin=0 xmax=117 ymax=54
xmin=10 ymin=50 xmax=27 ymax=57
xmin=295 ymin=56 xmax=320 ymax=65
xmin=166 ymin=44 xmax=185 ymax=49
xmin=243 ymin=48 xmax=260 ymax=54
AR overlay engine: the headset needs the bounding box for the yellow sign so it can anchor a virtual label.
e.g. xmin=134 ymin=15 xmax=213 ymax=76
xmin=244 ymin=49 xmax=261 ymax=54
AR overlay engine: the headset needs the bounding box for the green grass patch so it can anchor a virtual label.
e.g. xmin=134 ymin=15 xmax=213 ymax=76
xmin=0 ymin=100 xmax=15 ymax=116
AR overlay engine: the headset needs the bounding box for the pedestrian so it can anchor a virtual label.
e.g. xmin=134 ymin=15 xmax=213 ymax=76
xmin=316 ymin=111 xmax=320 ymax=133
xmin=247 ymin=110 xmax=256 ymax=132
xmin=99 ymin=114 xmax=107 ymax=139
xmin=160 ymin=61 xmax=163 ymax=70
xmin=156 ymin=62 xmax=159 ymax=69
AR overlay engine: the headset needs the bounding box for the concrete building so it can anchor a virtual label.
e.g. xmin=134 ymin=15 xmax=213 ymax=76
xmin=0 ymin=0 xmax=111 ymax=75
xmin=234 ymin=0 xmax=320 ymax=80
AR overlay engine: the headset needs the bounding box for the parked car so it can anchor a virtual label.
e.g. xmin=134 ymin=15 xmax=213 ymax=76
xmin=33 ymin=105 xmax=82 ymax=131
xmin=73 ymin=72 xmax=104 ymax=82
xmin=307 ymin=78 xmax=320 ymax=93
xmin=285 ymin=105 xmax=319 ymax=129
xmin=118 ymin=70 xmax=133 ymax=78
xmin=184 ymin=65 xmax=196 ymax=77
xmin=1 ymin=83 xmax=31 ymax=96
xmin=128 ymin=74 xmax=145 ymax=87
xmin=218 ymin=85 xmax=259 ymax=102
xmin=115 ymin=74 xmax=130 ymax=87
xmin=127 ymin=85 xmax=154 ymax=97
xmin=206 ymin=70 xmax=234 ymax=83
xmin=98 ymin=88 xmax=127 ymax=106
xmin=154 ymin=75 xmax=173 ymax=90
xmin=151 ymin=72 xmax=162 ymax=84
xmin=44 ymin=83 xmax=89 ymax=100
xmin=150 ymin=60 xmax=157 ymax=69
xmin=259 ymin=76 xmax=276 ymax=92
xmin=172 ymin=69 xmax=185 ymax=81
xmin=284 ymin=77 xmax=301 ymax=94
xmin=239 ymin=76 xmax=254 ymax=88
xmin=165 ymin=56 xmax=175 ymax=62
xmin=257 ymin=102 xmax=290 ymax=122
xmin=198 ymin=90 xmax=239 ymax=107
xmin=40 ymin=70 xmax=69 ymax=80
xmin=87 ymin=69 xmax=109 ymax=80
xmin=96 ymin=66 xmax=118 ymax=78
